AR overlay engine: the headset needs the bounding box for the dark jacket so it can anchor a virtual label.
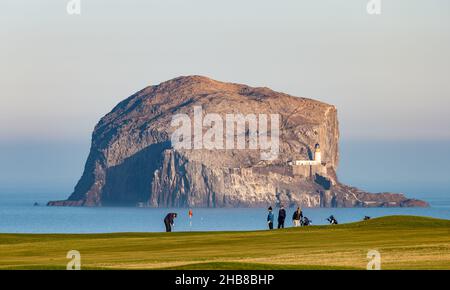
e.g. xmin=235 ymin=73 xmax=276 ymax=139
xmin=278 ymin=209 xmax=286 ymax=221
xmin=292 ymin=210 xmax=303 ymax=220
xmin=164 ymin=213 xmax=176 ymax=225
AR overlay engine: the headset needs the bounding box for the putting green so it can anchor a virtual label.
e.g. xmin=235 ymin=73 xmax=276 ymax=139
xmin=0 ymin=216 xmax=449 ymax=270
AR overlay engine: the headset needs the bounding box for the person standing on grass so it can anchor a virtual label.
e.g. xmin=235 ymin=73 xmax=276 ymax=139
xmin=164 ymin=213 xmax=178 ymax=232
xmin=277 ymin=205 xmax=286 ymax=229
xmin=267 ymin=206 xmax=274 ymax=230
xmin=292 ymin=207 xmax=303 ymax=227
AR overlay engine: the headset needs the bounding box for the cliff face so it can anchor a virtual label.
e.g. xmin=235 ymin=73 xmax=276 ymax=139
xmin=48 ymin=76 xmax=427 ymax=208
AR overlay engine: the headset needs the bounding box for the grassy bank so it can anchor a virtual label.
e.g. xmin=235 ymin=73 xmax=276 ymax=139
xmin=0 ymin=216 xmax=449 ymax=270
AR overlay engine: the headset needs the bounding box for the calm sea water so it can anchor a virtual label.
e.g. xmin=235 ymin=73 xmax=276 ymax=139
xmin=0 ymin=140 xmax=449 ymax=233
xmin=0 ymin=193 xmax=449 ymax=234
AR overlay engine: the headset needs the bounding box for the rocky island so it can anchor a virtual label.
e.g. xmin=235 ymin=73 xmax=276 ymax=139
xmin=48 ymin=76 xmax=427 ymax=208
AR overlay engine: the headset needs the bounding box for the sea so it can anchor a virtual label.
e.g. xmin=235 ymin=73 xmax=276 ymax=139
xmin=0 ymin=193 xmax=448 ymax=234
xmin=0 ymin=140 xmax=449 ymax=233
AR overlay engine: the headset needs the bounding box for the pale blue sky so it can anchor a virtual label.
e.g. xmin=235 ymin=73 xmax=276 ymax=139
xmin=1 ymin=0 xmax=449 ymax=142
xmin=0 ymin=1 xmax=450 ymax=199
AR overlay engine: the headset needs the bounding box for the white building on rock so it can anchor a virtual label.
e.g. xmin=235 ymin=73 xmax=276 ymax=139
xmin=288 ymin=144 xmax=326 ymax=177
xmin=288 ymin=143 xmax=322 ymax=166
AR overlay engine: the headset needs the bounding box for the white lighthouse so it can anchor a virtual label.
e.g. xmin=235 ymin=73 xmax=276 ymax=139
xmin=314 ymin=143 xmax=321 ymax=163
xmin=287 ymin=142 xmax=326 ymax=177
xmin=288 ymin=143 xmax=323 ymax=166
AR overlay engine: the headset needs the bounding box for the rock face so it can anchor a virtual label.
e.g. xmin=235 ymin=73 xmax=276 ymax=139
xmin=48 ymin=76 xmax=428 ymax=208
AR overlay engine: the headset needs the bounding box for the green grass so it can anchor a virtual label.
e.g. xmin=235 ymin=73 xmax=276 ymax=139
xmin=0 ymin=216 xmax=449 ymax=270
xmin=161 ymin=262 xmax=360 ymax=270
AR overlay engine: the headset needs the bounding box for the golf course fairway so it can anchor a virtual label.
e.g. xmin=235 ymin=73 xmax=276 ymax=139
xmin=0 ymin=216 xmax=449 ymax=270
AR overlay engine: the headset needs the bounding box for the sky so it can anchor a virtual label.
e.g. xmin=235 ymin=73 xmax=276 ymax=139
xmin=0 ymin=0 xmax=449 ymax=198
